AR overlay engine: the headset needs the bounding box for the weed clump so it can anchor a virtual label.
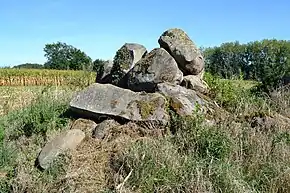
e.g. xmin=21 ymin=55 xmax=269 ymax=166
xmin=109 ymin=75 xmax=290 ymax=193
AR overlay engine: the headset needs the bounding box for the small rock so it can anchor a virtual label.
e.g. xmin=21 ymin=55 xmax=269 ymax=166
xmin=158 ymin=28 xmax=204 ymax=75
xmin=128 ymin=48 xmax=183 ymax=92
xmin=181 ymin=75 xmax=209 ymax=94
xmin=70 ymin=118 xmax=97 ymax=137
xmin=93 ymin=119 xmax=120 ymax=139
xmin=38 ymin=129 xmax=85 ymax=170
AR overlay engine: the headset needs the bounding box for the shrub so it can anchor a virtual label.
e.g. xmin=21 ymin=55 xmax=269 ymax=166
xmin=204 ymin=73 xmax=246 ymax=109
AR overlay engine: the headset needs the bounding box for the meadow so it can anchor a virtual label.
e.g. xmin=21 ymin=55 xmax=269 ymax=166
xmin=0 ymin=70 xmax=289 ymax=192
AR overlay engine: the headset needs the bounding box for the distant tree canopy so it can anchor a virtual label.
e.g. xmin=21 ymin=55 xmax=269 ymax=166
xmin=0 ymin=66 xmax=11 ymax=69
xmin=203 ymin=39 xmax=290 ymax=91
xmin=93 ymin=59 xmax=107 ymax=72
xmin=43 ymin=42 xmax=92 ymax=70
xmin=13 ymin=63 xmax=44 ymax=69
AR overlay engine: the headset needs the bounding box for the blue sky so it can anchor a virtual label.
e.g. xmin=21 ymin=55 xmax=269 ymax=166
xmin=0 ymin=0 xmax=289 ymax=67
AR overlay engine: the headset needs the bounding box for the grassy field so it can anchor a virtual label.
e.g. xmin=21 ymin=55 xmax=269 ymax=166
xmin=0 ymin=73 xmax=289 ymax=192
xmin=0 ymin=69 xmax=95 ymax=86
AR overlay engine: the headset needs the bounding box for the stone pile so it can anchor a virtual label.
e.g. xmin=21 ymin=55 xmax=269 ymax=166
xmin=71 ymin=28 xmax=209 ymax=123
xmin=37 ymin=28 xmax=210 ymax=169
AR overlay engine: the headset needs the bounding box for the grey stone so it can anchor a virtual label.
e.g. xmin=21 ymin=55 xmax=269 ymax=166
xmin=158 ymin=28 xmax=204 ymax=75
xmin=124 ymin=43 xmax=148 ymax=71
xmin=96 ymin=60 xmax=113 ymax=83
xmin=93 ymin=119 xmax=120 ymax=139
xmin=127 ymin=48 xmax=183 ymax=92
xmin=109 ymin=43 xmax=147 ymax=87
xmin=70 ymin=83 xmax=169 ymax=125
xmin=157 ymin=82 xmax=205 ymax=116
xmin=70 ymin=118 xmax=97 ymax=137
xmin=38 ymin=129 xmax=85 ymax=170
xmin=181 ymin=75 xmax=209 ymax=94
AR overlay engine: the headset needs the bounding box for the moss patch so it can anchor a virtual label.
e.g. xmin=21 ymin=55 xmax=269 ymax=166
xmin=111 ymin=45 xmax=132 ymax=85
xmin=162 ymin=28 xmax=192 ymax=43
xmin=113 ymin=46 xmax=132 ymax=70
xmin=137 ymin=49 xmax=156 ymax=74
xmin=136 ymin=97 xmax=161 ymax=119
xmin=170 ymin=98 xmax=184 ymax=113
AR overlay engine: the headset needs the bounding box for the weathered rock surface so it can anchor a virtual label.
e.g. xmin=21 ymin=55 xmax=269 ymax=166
xmin=71 ymin=118 xmax=97 ymax=137
xmin=125 ymin=43 xmax=148 ymax=71
xmin=111 ymin=43 xmax=147 ymax=73
xmin=158 ymin=28 xmax=204 ymax=75
xmin=197 ymin=68 xmax=205 ymax=80
xmin=70 ymin=83 xmax=169 ymax=124
xmin=181 ymin=75 xmax=209 ymax=94
xmin=127 ymin=48 xmax=183 ymax=92
xmin=93 ymin=119 xmax=120 ymax=139
xmin=110 ymin=43 xmax=147 ymax=87
xmin=38 ymin=129 xmax=85 ymax=169
xmin=157 ymin=82 xmax=205 ymax=116
xmin=96 ymin=60 xmax=113 ymax=83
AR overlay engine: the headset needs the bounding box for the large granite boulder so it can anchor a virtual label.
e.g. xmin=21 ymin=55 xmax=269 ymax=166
xmin=110 ymin=43 xmax=147 ymax=86
xmin=37 ymin=129 xmax=85 ymax=170
xmin=70 ymin=83 xmax=169 ymax=125
xmin=157 ymin=82 xmax=205 ymax=116
xmin=127 ymin=48 xmax=183 ymax=92
xmin=158 ymin=28 xmax=204 ymax=75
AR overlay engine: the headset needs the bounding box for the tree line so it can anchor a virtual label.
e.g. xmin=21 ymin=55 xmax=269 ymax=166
xmin=202 ymin=39 xmax=290 ymax=91
xmin=12 ymin=42 xmax=108 ymax=73
xmin=10 ymin=39 xmax=290 ymax=92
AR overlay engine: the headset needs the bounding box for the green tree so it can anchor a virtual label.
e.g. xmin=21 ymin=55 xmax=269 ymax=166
xmin=93 ymin=59 xmax=107 ymax=73
xmin=43 ymin=42 xmax=92 ymax=70
xmin=255 ymin=40 xmax=290 ymax=91
xmin=93 ymin=59 xmax=110 ymax=81
xmin=204 ymin=39 xmax=290 ymax=92
xmin=204 ymin=42 xmax=245 ymax=79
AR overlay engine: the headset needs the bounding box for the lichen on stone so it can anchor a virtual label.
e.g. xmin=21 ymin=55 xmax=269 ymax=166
xmin=136 ymin=97 xmax=161 ymax=119
xmin=170 ymin=98 xmax=184 ymax=112
xmin=137 ymin=49 xmax=156 ymax=74
xmin=110 ymin=45 xmax=132 ymax=85
xmin=110 ymin=100 xmax=119 ymax=109
xmin=161 ymin=28 xmax=195 ymax=47
xmin=114 ymin=45 xmax=132 ymax=70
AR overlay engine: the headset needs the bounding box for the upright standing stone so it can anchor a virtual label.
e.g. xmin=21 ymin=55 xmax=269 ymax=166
xmin=110 ymin=43 xmax=147 ymax=86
